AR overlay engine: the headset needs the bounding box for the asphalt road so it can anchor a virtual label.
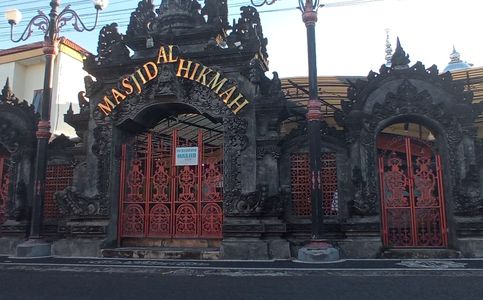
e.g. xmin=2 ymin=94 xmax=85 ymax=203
xmin=1 ymin=268 xmax=483 ymax=300
xmin=1 ymin=256 xmax=483 ymax=300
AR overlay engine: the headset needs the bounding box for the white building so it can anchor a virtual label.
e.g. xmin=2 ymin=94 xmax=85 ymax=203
xmin=0 ymin=37 xmax=91 ymax=137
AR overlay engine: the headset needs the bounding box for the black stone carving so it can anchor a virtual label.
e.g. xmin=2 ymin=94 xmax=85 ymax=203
xmin=78 ymin=91 xmax=89 ymax=113
xmin=89 ymin=23 xmax=130 ymax=66
xmin=55 ymin=187 xmax=107 ymax=218
xmin=338 ymin=44 xmax=479 ymax=216
xmin=457 ymin=165 xmax=482 ymax=215
xmin=391 ymin=38 xmax=410 ymax=69
xmin=201 ymin=0 xmax=228 ymax=28
xmin=256 ymin=145 xmax=280 ymax=160
xmin=154 ymin=0 xmax=205 ymax=33
xmin=227 ymin=6 xmax=268 ymax=58
xmin=126 ymin=0 xmax=156 ymax=38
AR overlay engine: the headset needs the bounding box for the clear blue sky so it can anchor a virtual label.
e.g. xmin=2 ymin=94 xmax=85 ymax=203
xmin=1 ymin=0 xmax=481 ymax=77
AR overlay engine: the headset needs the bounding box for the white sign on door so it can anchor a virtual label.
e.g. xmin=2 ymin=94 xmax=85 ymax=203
xmin=175 ymin=147 xmax=199 ymax=166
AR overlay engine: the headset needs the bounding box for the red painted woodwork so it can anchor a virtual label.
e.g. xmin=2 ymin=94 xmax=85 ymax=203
xmin=119 ymin=129 xmax=223 ymax=239
xmin=44 ymin=164 xmax=74 ymax=220
xmin=378 ymin=135 xmax=447 ymax=248
xmin=290 ymin=152 xmax=339 ymax=217
xmin=0 ymin=155 xmax=10 ymax=225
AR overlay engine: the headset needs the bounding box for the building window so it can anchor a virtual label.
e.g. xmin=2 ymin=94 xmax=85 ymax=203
xmin=290 ymin=152 xmax=339 ymax=217
xmin=32 ymin=89 xmax=43 ymax=113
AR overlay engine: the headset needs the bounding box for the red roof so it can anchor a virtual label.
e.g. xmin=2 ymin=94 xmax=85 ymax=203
xmin=0 ymin=37 xmax=92 ymax=57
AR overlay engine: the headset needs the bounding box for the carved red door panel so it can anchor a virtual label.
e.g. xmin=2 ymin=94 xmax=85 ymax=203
xmin=289 ymin=153 xmax=339 ymax=217
xmin=119 ymin=129 xmax=223 ymax=240
xmin=0 ymin=155 xmax=10 ymax=225
xmin=378 ymin=135 xmax=447 ymax=248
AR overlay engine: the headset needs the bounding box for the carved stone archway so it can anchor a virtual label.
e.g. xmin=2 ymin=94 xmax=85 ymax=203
xmin=92 ymin=65 xmax=248 ymax=221
xmin=337 ymin=45 xmax=480 ymax=219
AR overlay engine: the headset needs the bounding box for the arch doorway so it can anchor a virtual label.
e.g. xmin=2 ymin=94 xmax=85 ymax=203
xmin=118 ymin=114 xmax=224 ymax=241
xmin=377 ymin=123 xmax=448 ymax=248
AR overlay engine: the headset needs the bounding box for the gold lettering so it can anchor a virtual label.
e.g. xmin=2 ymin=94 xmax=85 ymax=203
xmin=189 ymin=63 xmax=200 ymax=80
xmin=157 ymin=46 xmax=168 ymax=64
xmin=218 ymin=86 xmax=237 ymax=103
xmin=176 ymin=59 xmax=192 ymax=78
xmin=167 ymin=45 xmax=178 ymax=62
xmin=207 ymin=72 xmax=227 ymax=93
xmin=143 ymin=61 xmax=158 ymax=81
xmin=130 ymin=74 xmax=142 ymax=94
xmin=111 ymin=88 xmax=126 ymax=104
xmin=195 ymin=66 xmax=213 ymax=86
xmin=227 ymin=94 xmax=249 ymax=114
xmin=97 ymin=96 xmax=116 ymax=116
xmin=121 ymin=78 xmax=134 ymax=95
xmin=136 ymin=69 xmax=147 ymax=84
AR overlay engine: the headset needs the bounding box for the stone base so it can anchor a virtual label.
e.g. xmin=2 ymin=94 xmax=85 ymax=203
xmin=338 ymin=237 xmax=383 ymax=258
xmin=221 ymin=238 xmax=291 ymax=260
xmin=0 ymin=237 xmax=24 ymax=255
xmin=102 ymin=248 xmax=220 ymax=260
xmin=457 ymin=238 xmax=483 ymax=257
xmin=52 ymin=238 xmax=104 ymax=257
xmin=297 ymin=241 xmax=340 ymax=262
xmin=16 ymin=239 xmax=52 ymax=257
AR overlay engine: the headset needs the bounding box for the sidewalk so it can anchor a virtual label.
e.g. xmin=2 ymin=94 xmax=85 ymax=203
xmin=2 ymin=255 xmax=483 ymax=275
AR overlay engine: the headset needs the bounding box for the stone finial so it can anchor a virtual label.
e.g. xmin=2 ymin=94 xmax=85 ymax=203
xmin=391 ymin=37 xmax=410 ymax=69
xmin=385 ymin=29 xmax=392 ymax=67
xmin=1 ymin=78 xmax=13 ymax=101
xmin=449 ymin=45 xmax=461 ymax=63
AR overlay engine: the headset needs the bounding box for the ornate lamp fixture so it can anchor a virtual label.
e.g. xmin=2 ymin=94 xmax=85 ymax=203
xmin=4 ymin=0 xmax=107 ymax=257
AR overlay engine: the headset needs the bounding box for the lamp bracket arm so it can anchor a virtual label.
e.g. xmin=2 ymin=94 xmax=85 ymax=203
xmin=9 ymin=12 xmax=49 ymax=43
xmin=57 ymin=5 xmax=100 ymax=33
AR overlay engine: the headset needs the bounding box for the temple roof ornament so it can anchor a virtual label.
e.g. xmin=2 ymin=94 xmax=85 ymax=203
xmin=391 ymin=37 xmax=410 ymax=69
xmin=443 ymin=46 xmax=472 ymax=73
xmin=384 ymin=28 xmax=392 ymax=67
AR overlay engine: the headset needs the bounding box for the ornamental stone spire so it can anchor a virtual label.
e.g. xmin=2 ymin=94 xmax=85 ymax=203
xmin=391 ymin=37 xmax=410 ymax=70
xmin=385 ymin=28 xmax=392 ymax=67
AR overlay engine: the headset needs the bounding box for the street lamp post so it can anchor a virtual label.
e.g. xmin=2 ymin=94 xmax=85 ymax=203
xmin=299 ymin=0 xmax=324 ymax=241
xmin=5 ymin=0 xmax=108 ymax=257
xmin=251 ymin=0 xmax=339 ymax=260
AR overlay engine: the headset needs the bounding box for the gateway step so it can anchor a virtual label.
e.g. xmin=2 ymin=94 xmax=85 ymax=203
xmin=101 ymin=247 xmax=220 ymax=260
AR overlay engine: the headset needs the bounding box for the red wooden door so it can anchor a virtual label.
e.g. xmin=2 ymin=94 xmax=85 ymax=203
xmin=378 ymin=135 xmax=447 ymax=248
xmin=119 ymin=129 xmax=223 ymax=239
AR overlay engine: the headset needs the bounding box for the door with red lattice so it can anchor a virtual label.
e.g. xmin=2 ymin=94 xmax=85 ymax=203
xmin=378 ymin=135 xmax=448 ymax=248
xmin=119 ymin=129 xmax=223 ymax=239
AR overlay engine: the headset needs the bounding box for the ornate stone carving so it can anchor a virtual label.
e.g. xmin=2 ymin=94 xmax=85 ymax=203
xmin=154 ymin=0 xmax=205 ymax=33
xmin=0 ymin=119 xmax=20 ymax=153
xmin=55 ymin=187 xmax=107 ymax=218
xmin=224 ymin=185 xmax=283 ymax=216
xmin=78 ymin=91 xmax=89 ymax=113
xmin=337 ymin=44 xmax=479 ymax=216
xmin=391 ymin=38 xmax=410 ymax=69
xmin=256 ymin=145 xmax=280 ymax=160
xmin=90 ymin=23 xmax=130 ymax=66
xmin=126 ymin=0 xmax=156 ymax=38
xmin=227 ymin=6 xmax=268 ymax=59
xmin=456 ymin=165 xmax=482 ymax=215
xmin=201 ymin=0 xmax=228 ymax=28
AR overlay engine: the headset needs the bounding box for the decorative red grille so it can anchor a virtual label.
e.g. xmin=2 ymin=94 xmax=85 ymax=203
xmin=44 ymin=164 xmax=74 ymax=220
xmin=0 ymin=155 xmax=11 ymax=225
xmin=290 ymin=152 xmax=339 ymax=217
xmin=119 ymin=129 xmax=223 ymax=239
xmin=378 ymin=135 xmax=447 ymax=248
